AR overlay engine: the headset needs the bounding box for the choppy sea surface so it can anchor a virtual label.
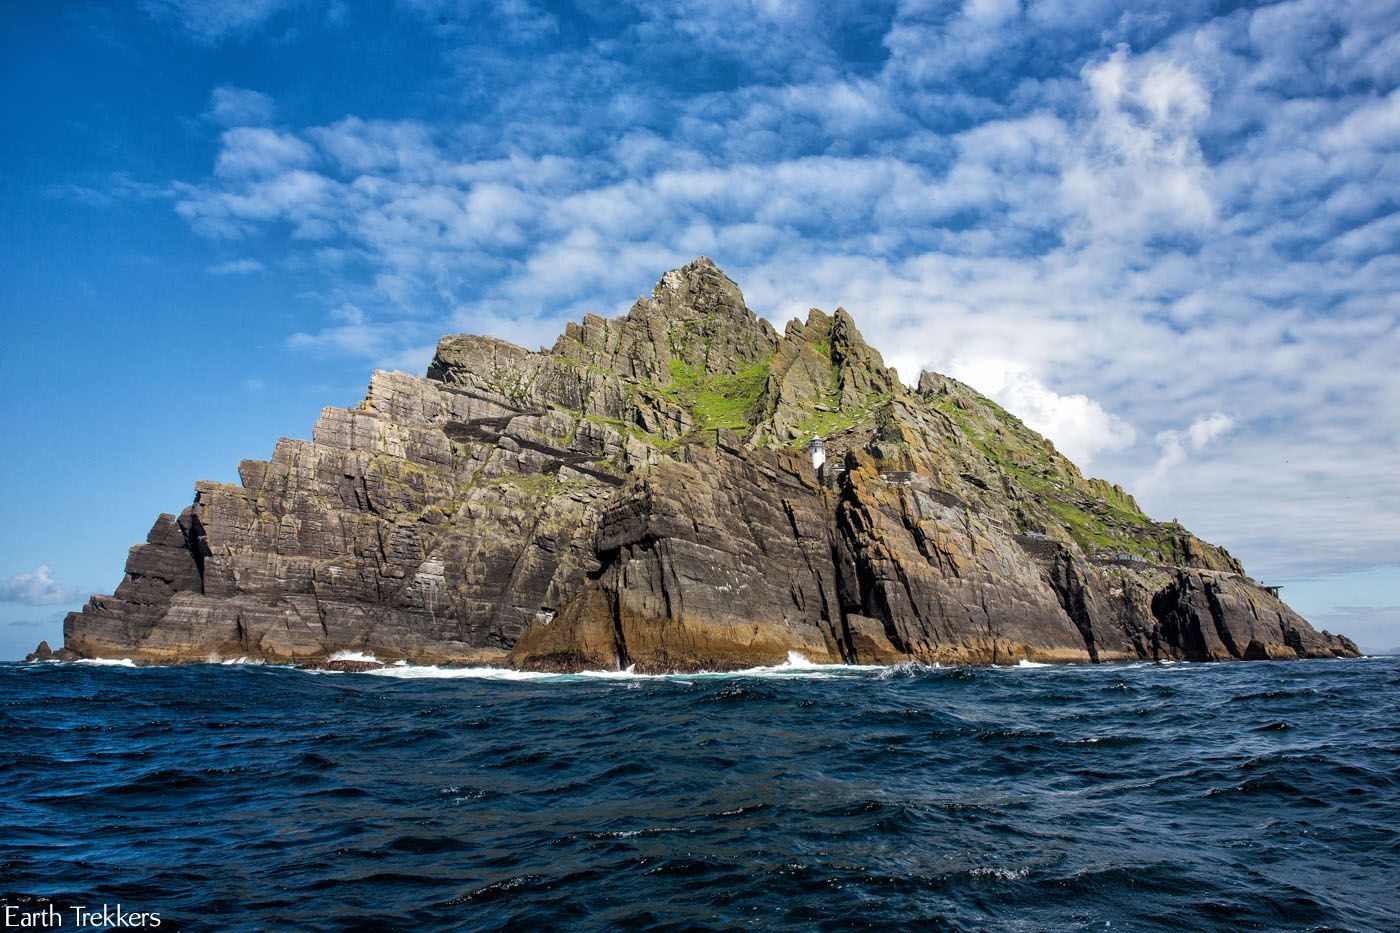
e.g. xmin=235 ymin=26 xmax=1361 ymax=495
xmin=2 ymin=655 xmax=1397 ymax=931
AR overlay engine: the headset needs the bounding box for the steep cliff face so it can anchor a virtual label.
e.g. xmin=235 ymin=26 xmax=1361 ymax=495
xmin=51 ymin=258 xmax=1360 ymax=669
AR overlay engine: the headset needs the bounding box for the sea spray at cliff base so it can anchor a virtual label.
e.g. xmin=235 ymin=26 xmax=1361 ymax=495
xmin=4 ymin=657 xmax=1396 ymax=930
xmin=319 ymin=650 xmax=890 ymax=681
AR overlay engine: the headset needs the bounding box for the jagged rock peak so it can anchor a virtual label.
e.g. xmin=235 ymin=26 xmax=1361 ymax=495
xmin=645 ymin=256 xmax=753 ymax=324
xmin=443 ymin=257 xmax=779 ymax=387
xmin=830 ymin=307 xmax=881 ymax=367
xmin=624 ymin=257 xmax=779 ymax=376
xmin=51 ymin=257 xmax=1361 ymax=670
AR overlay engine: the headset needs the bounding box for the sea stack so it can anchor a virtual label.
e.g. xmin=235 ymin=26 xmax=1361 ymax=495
xmin=52 ymin=259 xmax=1360 ymax=670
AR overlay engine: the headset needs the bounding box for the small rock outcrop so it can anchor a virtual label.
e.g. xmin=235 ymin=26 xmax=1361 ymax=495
xmin=49 ymin=258 xmax=1360 ymax=669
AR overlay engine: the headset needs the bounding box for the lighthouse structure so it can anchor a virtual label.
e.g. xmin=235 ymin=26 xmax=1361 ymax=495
xmin=808 ymin=436 xmax=826 ymax=474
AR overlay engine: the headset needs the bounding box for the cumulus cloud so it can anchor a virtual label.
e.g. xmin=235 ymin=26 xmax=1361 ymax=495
xmin=944 ymin=358 xmax=1137 ymax=466
xmin=0 ymin=566 xmax=80 ymax=606
xmin=1062 ymin=47 xmax=1216 ymax=243
xmin=1139 ymin=413 xmax=1235 ymax=495
xmin=1186 ymin=413 xmax=1235 ymax=449
xmin=212 ymin=128 xmax=317 ymax=179
xmin=159 ymin=0 xmax=1400 ymax=579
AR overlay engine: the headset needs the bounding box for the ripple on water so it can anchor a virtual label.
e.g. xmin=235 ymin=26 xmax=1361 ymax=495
xmin=0 ymin=657 xmax=1397 ymax=930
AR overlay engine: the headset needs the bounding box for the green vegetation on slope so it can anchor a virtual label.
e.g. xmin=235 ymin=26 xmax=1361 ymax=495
xmin=787 ymin=393 xmax=892 ymax=447
xmin=547 ymin=310 xmax=1200 ymax=564
xmin=659 ymin=357 xmax=771 ymax=432
xmin=926 ymin=388 xmax=1196 ymax=560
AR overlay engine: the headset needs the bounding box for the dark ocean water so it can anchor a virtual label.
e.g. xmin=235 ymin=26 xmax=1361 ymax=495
xmin=2 ymin=655 xmax=1397 ymax=932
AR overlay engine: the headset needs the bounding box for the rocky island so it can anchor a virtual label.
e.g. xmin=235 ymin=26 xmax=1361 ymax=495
xmin=44 ymin=259 xmax=1359 ymax=670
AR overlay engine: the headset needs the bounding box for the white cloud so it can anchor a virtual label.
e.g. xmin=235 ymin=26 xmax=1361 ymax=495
xmin=1186 ymin=412 xmax=1234 ymax=449
xmin=885 ymin=0 xmax=1024 ymax=83
xmin=943 ymin=358 xmax=1137 ymax=465
xmin=1139 ymin=412 xmax=1235 ymax=496
xmin=141 ymin=0 xmax=291 ymax=42
xmin=1063 ymin=47 xmax=1215 ymax=243
xmin=207 ymin=87 xmax=277 ymax=127
xmin=213 ymin=128 xmax=317 ymax=178
xmin=287 ymin=304 xmax=440 ymax=370
xmin=209 ymin=259 xmax=263 ymax=275
xmin=0 ymin=566 xmax=80 ymax=606
xmin=55 ymin=173 xmax=173 ymax=208
xmin=159 ymin=0 xmax=1400 ymax=583
xmin=309 ymin=118 xmax=440 ymax=178
xmin=964 ymin=0 xmax=1020 ymax=26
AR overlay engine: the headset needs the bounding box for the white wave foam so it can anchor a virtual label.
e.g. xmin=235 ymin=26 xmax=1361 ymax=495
xmin=327 ymin=650 xmax=379 ymax=663
xmin=577 ymin=664 xmax=641 ymax=679
xmin=1015 ymin=659 xmax=1051 ymax=668
xmin=877 ymin=660 xmax=944 ymax=679
xmin=719 ymin=651 xmax=887 ymax=678
xmin=366 ymin=664 xmax=558 ymax=681
xmin=73 ymin=658 xmax=137 ymax=667
xmin=352 ymin=652 xmax=886 ymax=682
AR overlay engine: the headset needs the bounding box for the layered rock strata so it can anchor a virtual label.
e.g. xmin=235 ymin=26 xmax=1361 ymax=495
xmin=51 ymin=258 xmax=1360 ymax=669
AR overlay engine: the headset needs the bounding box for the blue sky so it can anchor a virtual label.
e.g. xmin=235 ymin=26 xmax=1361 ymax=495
xmin=2 ymin=0 xmax=1398 ymax=658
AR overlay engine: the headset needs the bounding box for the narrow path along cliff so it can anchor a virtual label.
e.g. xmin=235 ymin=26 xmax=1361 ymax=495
xmin=47 ymin=258 xmax=1360 ymax=670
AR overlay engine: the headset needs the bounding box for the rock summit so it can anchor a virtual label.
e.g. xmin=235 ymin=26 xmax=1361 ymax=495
xmin=51 ymin=258 xmax=1359 ymax=670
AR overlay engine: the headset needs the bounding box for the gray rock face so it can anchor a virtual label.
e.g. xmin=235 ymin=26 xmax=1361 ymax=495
xmin=52 ymin=258 xmax=1360 ymax=668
